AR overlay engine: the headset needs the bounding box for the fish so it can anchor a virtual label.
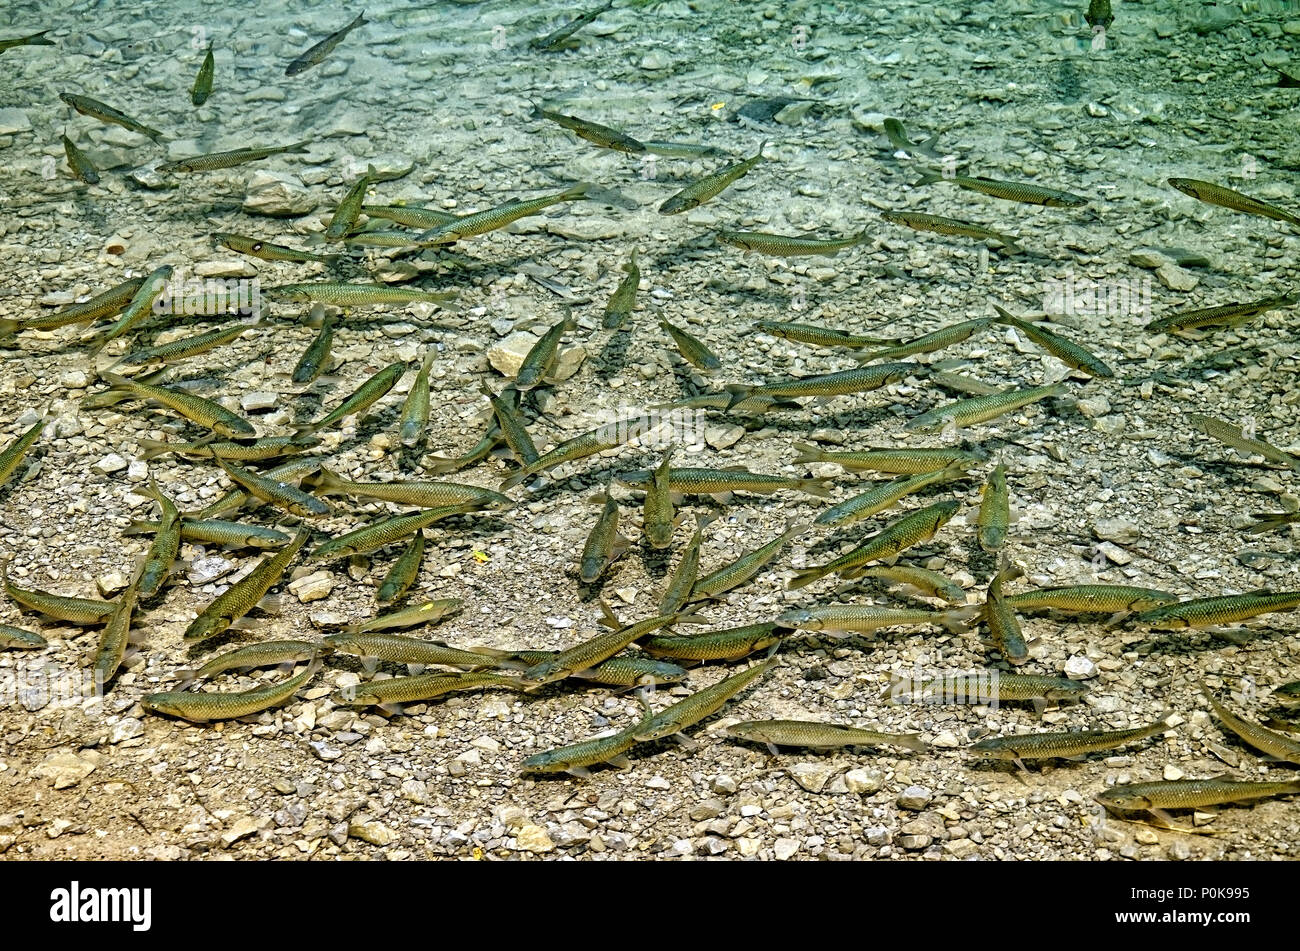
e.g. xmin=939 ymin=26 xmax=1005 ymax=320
xmin=657 ymin=392 xmax=804 ymax=416
xmin=216 ymin=233 xmax=339 ymax=266
xmin=125 ymin=518 xmax=291 ymax=550
xmin=690 ymin=520 xmax=807 ymax=602
xmin=91 ymin=579 xmax=140 ymax=690
xmin=335 ymin=670 xmax=521 ymax=708
xmin=415 ymin=183 xmax=592 ymax=245
xmin=725 ymin=362 xmax=915 ymax=407
xmin=24 ymin=276 xmax=146 ymax=330
xmin=177 ymin=640 xmax=321 ymax=683
xmin=659 ymin=141 xmax=767 ymax=215
xmin=59 ymin=92 xmax=162 ymax=140
xmin=528 ymin=0 xmax=616 ymax=51
xmin=792 ymin=442 xmax=986 ymax=474
xmin=659 ymin=516 xmax=707 ymax=613
xmin=1189 ymin=413 xmax=1300 ymax=472
xmin=1005 ymin=585 xmax=1177 ymax=614
xmin=530 ymin=101 xmax=644 ymax=153
xmin=716 ymin=230 xmax=869 ymax=257
xmin=360 ymin=204 xmax=458 ymax=229
xmin=218 ymin=459 xmax=330 ymax=518
xmin=912 ymin=171 xmax=1088 ymax=208
xmin=603 ymin=250 xmax=640 ymax=329
xmin=1243 ymin=511 xmax=1300 ymax=534
xmin=62 ymin=134 xmax=99 ymax=184
xmin=882 ymin=117 xmax=942 ymax=159
xmin=971 ymin=713 xmax=1175 ymax=764
xmin=642 ymin=141 xmax=726 ymax=158
xmin=929 ymin=369 xmax=1004 ymax=397
xmin=342 ymin=598 xmax=463 ymax=634
xmin=0 ymin=418 xmax=44 ymax=490
xmin=112 ymin=324 xmax=254 ymax=368
xmin=376 ymin=530 xmax=425 ymax=603
xmin=776 ymin=603 xmax=973 ymax=636
xmin=990 ymin=305 xmax=1113 ymax=377
xmin=631 ymin=658 xmax=775 ymax=741
xmin=984 ymin=561 xmax=1028 ymax=665
xmin=1098 ymin=777 xmax=1300 ymax=813
xmin=306 ymin=467 xmax=512 ymax=510
xmin=135 ymin=480 xmax=181 ymax=600
xmin=0 ymin=30 xmax=54 ymax=53
xmin=787 ymin=500 xmax=960 ymax=590
xmin=0 ymin=624 xmax=48 ymax=650
xmin=976 ymin=463 xmax=1010 ymax=552
xmin=1135 ymin=591 xmax=1300 ymax=630
xmin=284 ymin=10 xmax=367 ymax=76
xmin=516 ymin=315 xmax=577 ymax=390
xmin=906 ymin=383 xmax=1066 ymax=434
xmin=294 ymin=361 xmax=407 ymax=433
xmin=856 ymin=318 xmax=993 ymax=364
xmin=520 ymin=610 xmax=685 ymax=687
xmin=481 ymin=384 xmax=539 ymax=466
xmin=399 ymin=350 xmax=435 ymax=447
xmin=292 ymin=312 xmax=335 ymax=383
xmin=157 ymin=141 xmax=310 ymax=175
xmin=322 ymin=631 xmax=495 ymax=668
xmin=643 ymin=452 xmax=677 ymax=550
xmin=499 ymin=415 xmax=647 ymax=489
xmin=881 ymin=210 xmax=1022 ymax=253
xmin=1 ymin=559 xmax=116 ymax=624
xmin=190 ymin=39 xmax=214 ymax=106
xmin=183 ymin=527 xmax=311 ymax=642
xmin=642 ymin=621 xmax=785 ymax=662
xmin=94 ymin=265 xmax=174 ymax=347
xmin=1168 ymin=177 xmax=1300 ymax=229
xmin=755 ymin=320 xmax=893 ymax=349
xmin=264 ymin=283 xmax=457 ymax=308
xmin=324 ymin=164 xmax=383 ymax=242
xmin=579 ymin=492 xmax=631 ymax=584
xmin=884 ymin=671 xmax=1089 ymax=705
xmin=728 ymin=720 xmax=928 ymax=752
xmin=196 ymin=458 xmax=321 ymax=519
xmin=144 ymin=660 xmax=321 ymax=722
xmin=616 ymin=467 xmax=833 ymax=500
xmin=343 ymin=230 xmax=422 ymax=249
xmin=96 ymin=371 xmax=256 ymax=439
xmin=1144 ymin=296 xmax=1297 ymax=335
xmin=307 ymin=505 xmax=479 ymax=562
xmin=850 ymin=564 xmax=967 ymax=604
xmin=1085 ymin=0 xmax=1114 ymax=28
xmin=1203 ymin=689 xmax=1300 ymax=764
xmin=661 ymin=318 xmax=722 ymax=371
xmin=135 ymin=434 xmax=320 ymax=463
xmin=521 ymin=716 xmax=648 ymax=776
xmin=814 ymin=464 xmax=968 ymax=528
xmin=484 ymin=649 xmax=685 ymax=687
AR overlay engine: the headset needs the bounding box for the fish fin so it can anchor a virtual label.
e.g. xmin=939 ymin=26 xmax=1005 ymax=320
xmin=606 ymin=754 xmax=631 ymax=770
xmin=798 ymin=476 xmax=835 ymax=499
xmin=789 ymin=441 xmax=822 ymax=465
xmin=672 ymin=733 xmax=699 ymax=750
xmin=561 ymin=182 xmax=593 ymax=201
xmin=899 ymin=734 xmax=929 ymax=753
xmin=1031 ymin=698 xmax=1047 ymax=715
xmin=227 ymin=616 xmax=261 ymax=632
xmin=377 ymin=702 xmax=404 ymax=716
xmin=598 ymin=600 xmax=622 ymax=629
xmin=911 ymin=170 xmax=942 ymax=187
xmin=255 ymin=593 xmax=282 ymax=615
xmin=565 ymin=765 xmax=593 ymax=779
xmin=785 ymin=567 xmax=823 ymax=591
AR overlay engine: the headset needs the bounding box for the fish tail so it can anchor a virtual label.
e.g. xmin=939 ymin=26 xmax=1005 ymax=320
xmin=789 ymin=441 xmax=824 ymax=465
xmin=912 ymin=170 xmax=942 ymax=187
xmin=98 ymin=370 xmax=130 ymax=390
xmin=798 ymin=476 xmax=835 ymax=499
xmin=786 ymin=566 xmax=825 ymax=590
xmin=723 ymin=383 xmax=755 ymax=410
xmin=897 ymin=733 xmax=930 ymax=753
xmin=561 ymin=181 xmax=593 ymax=201
xmin=999 ymin=234 xmax=1025 ymax=255
xmin=940 ymin=605 xmax=981 ymax=632
xmin=302 ymin=465 xmax=342 ymax=495
xmin=134 ymin=438 xmax=173 ymax=461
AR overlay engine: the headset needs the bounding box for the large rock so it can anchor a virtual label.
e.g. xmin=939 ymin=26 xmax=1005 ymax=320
xmin=242 ymin=172 xmax=317 ymax=217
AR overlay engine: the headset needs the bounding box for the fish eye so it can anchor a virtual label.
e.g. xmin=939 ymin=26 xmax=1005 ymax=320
xmin=251 ymin=242 xmax=263 ymax=251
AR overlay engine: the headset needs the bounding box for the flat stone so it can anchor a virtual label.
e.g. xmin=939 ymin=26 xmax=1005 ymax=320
xmin=1093 ymin=518 xmax=1139 ymax=545
xmin=789 ymin=761 xmax=836 ymax=793
xmin=348 ymin=819 xmax=396 ymax=846
xmin=188 ymin=556 xmax=235 ymax=585
xmin=32 ymin=752 xmax=97 ymax=789
xmin=1155 ymin=262 xmax=1198 ymax=291
xmin=242 ymin=172 xmax=317 ymax=217
xmin=487 ymin=331 xmax=537 ymax=378
xmin=773 ymin=837 xmax=800 ymax=860
xmin=706 ymin=424 xmax=745 ymax=450
xmin=0 ymin=108 xmax=32 ymax=135
xmin=844 ymin=768 xmax=884 ymax=794
xmin=515 ymin=824 xmax=555 ymax=853
xmin=221 ymin=817 xmax=260 ymax=847
xmin=552 ymin=344 xmax=586 ymax=382
xmin=92 ymin=453 xmax=128 ymax=474
xmin=240 ymin=391 xmax=279 ymax=412
xmin=897 ymin=785 xmax=932 ymax=810
xmin=288 ymin=571 xmax=334 ymax=603
xmin=1064 ymin=655 xmax=1099 ymax=680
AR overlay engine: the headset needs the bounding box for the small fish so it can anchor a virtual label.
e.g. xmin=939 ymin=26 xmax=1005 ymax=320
xmin=136 ymin=480 xmax=181 ymax=600
xmin=1168 ymin=177 xmax=1300 ymax=229
xmin=631 ymin=658 xmax=775 ymax=741
xmin=360 ymin=204 xmax=458 ymax=229
xmin=881 ymin=210 xmax=1022 ymax=253
xmin=726 ymin=362 xmax=915 ymax=407
xmin=0 ymin=30 xmax=54 ymax=53
xmin=1098 ymin=777 xmax=1300 ymax=814
xmin=324 ymin=164 xmax=383 ymax=243
xmin=912 ymin=171 xmax=1088 ymax=208
xmin=976 ymin=463 xmax=1010 ymax=552
xmin=190 ymin=39 xmax=214 ymax=106
xmin=728 ymin=719 xmax=928 ymax=752
xmin=1203 ymin=689 xmax=1300 ymax=764
xmin=216 ymin=233 xmax=339 ymax=266
xmin=94 ymin=265 xmax=174 ymax=346
xmin=641 ymin=140 xmax=726 ymax=158
xmin=97 ymin=370 xmax=256 ymax=439
xmin=323 ymin=631 xmax=494 ymax=669
xmin=907 ymin=383 xmax=1066 ymax=434
xmin=642 ymin=621 xmax=785 ymax=662
xmin=528 ymin=0 xmax=615 ymax=51
xmin=1135 ymin=590 xmax=1300 ymax=630
xmin=0 ymin=418 xmax=44 ymax=490
xmin=218 ymin=459 xmax=330 ymax=519
xmin=851 ymin=564 xmax=967 ymax=604
xmin=856 ymin=318 xmax=993 ymax=364
xmin=145 ymin=660 xmax=321 ymax=722
xmin=1 ymin=560 xmax=115 ymax=624
xmin=399 ymin=350 xmax=434 ymax=447
xmin=306 ymin=467 xmax=511 ymax=510
xmin=481 ymin=384 xmax=539 ymax=466
xmin=521 ymin=716 xmax=648 ymax=776
xmin=135 ymin=434 xmax=319 ymax=463
xmin=158 ymin=141 xmax=310 ymax=175
xmin=791 ymin=442 xmax=985 ymax=474
xmin=520 ymin=610 xmax=684 ymax=687
xmin=661 ymin=318 xmax=722 ymax=371
xmin=815 ymin=465 xmax=968 ymax=528
xmin=990 ymin=305 xmax=1114 ymax=377
xmin=882 ymin=118 xmax=942 ymax=159
xmin=1244 ymin=511 xmax=1300 ymax=534
xmin=183 ymin=528 xmax=311 ymax=642
xmin=659 ymin=516 xmax=707 ymax=613
xmin=690 ymin=520 xmax=806 ymax=602
xmin=178 ymin=640 xmax=320 ymax=683
xmin=1189 ymin=413 xmax=1300 ymax=472
xmin=112 ymin=324 xmax=253 ymax=368
xmin=307 ymin=505 xmax=479 ymax=562
xmin=616 ymin=467 xmax=833 ymax=500
xmin=423 ymin=421 xmax=504 ymax=475
xmin=415 ymin=183 xmax=592 ymax=245
xmin=284 ymin=10 xmax=367 ymax=76
xmin=643 ymin=452 xmax=677 ymax=550
xmin=196 ymin=458 xmax=321 ymax=519
xmin=1005 ymin=585 xmax=1177 ymax=615
xmin=342 ymin=598 xmax=463 ymax=634
xmin=264 ymin=283 xmax=457 ymax=308
xmin=342 ymin=230 xmax=422 ymax=249
xmin=787 ymin=500 xmax=960 ymax=590
xmin=91 ymin=579 xmax=140 ymax=689
xmin=530 ymin=102 xmax=644 ymax=153
xmin=1085 ymin=0 xmax=1114 ymax=28
xmin=24 ymin=276 xmax=146 ymax=330
xmin=59 ymin=92 xmax=162 ymax=140
xmin=294 ymin=361 xmax=407 ymax=433
xmin=885 ymin=671 xmax=1088 ymax=705
xmin=776 ymin=603 xmax=972 ymax=636
xmin=516 ymin=315 xmax=577 ymax=390
xmin=984 ymin=561 xmax=1028 ymax=666
xmin=292 ymin=312 xmax=335 ymax=384
xmin=1144 ymin=296 xmax=1297 ymax=335
xmin=62 ymin=134 xmax=99 ymax=184
xmin=500 ymin=415 xmax=650 ymax=489
xmin=971 ymin=714 xmax=1174 ymax=764
xmin=603 ymin=250 xmax=640 ymax=329
xmin=376 ymin=530 xmax=425 ymax=603
xmin=0 ymin=624 xmax=48 ymax=650
xmin=716 ymin=230 xmax=869 ymax=257
xmin=335 ymin=670 xmax=521 ymax=708
xmin=125 ymin=518 xmax=291 ymax=550
xmin=659 ymin=141 xmax=767 ymax=215
xmin=579 ymin=492 xmax=631 ymax=584
xmin=755 ymin=320 xmax=893 ymax=349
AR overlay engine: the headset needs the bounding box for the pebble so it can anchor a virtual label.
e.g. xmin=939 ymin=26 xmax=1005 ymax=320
xmin=0 ymin=108 xmax=32 ymax=135
xmin=515 ymin=824 xmax=555 ymax=853
xmin=705 ymin=424 xmax=745 ymax=450
xmin=844 ymin=768 xmax=884 ymax=794
xmin=288 ymin=571 xmax=335 ymax=603
xmin=1063 ymin=655 xmax=1098 ymax=680
xmin=1093 ymin=518 xmax=1140 ymax=545
xmin=59 ymin=369 xmax=89 ymax=389
xmin=772 ymin=837 xmax=800 ymax=860
xmin=241 ymin=392 xmax=279 ymax=412
xmin=486 ymin=331 xmax=537 ymax=377
xmin=1155 ymin=262 xmax=1198 ymax=291
xmin=32 ymin=752 xmax=97 ymax=789
xmin=97 ymin=571 xmax=130 ymax=597
xmin=788 ymin=761 xmax=836 ymax=794
xmin=188 ymin=556 xmax=235 ymax=585
xmin=897 ymin=785 xmax=933 ymax=810
xmin=242 ymin=172 xmax=317 ymax=217
xmin=92 ymin=453 xmax=128 ymax=474
xmin=348 ymin=820 xmax=397 ymax=846
xmin=221 ymin=817 xmax=261 ymax=848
